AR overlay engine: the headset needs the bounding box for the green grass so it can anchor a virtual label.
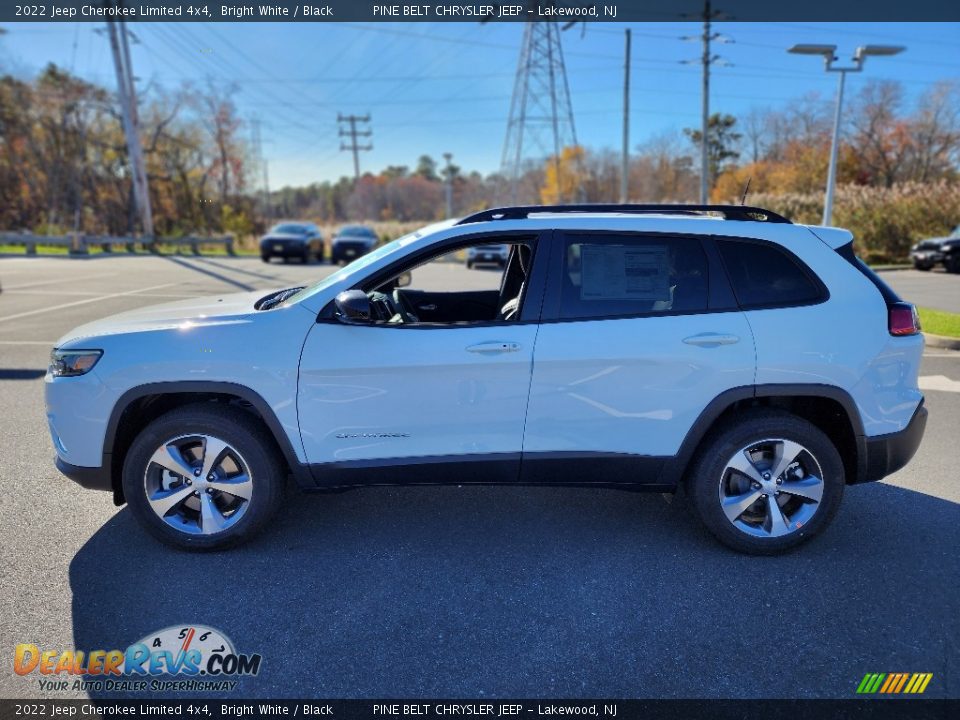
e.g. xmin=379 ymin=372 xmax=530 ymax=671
xmin=918 ymin=307 xmax=960 ymax=338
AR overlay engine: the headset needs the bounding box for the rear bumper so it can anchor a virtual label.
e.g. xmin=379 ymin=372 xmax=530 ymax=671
xmin=857 ymin=400 xmax=927 ymax=483
xmin=56 ymin=455 xmax=112 ymax=492
xmin=262 ymin=243 xmax=308 ymax=257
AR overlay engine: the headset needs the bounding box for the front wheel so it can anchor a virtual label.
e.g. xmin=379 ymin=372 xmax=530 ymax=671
xmin=686 ymin=410 xmax=844 ymax=555
xmin=122 ymin=404 xmax=285 ymax=550
xmin=946 ymin=256 xmax=960 ymax=274
xmin=913 ymin=260 xmax=932 ymax=271
xmin=261 ymin=255 xmax=271 ymax=263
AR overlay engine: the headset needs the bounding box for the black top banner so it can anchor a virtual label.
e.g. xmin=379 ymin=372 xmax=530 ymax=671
xmin=3 ymin=0 xmax=960 ymax=23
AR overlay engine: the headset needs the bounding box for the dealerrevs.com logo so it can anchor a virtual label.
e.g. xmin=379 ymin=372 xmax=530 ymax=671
xmin=14 ymin=625 xmax=262 ymax=693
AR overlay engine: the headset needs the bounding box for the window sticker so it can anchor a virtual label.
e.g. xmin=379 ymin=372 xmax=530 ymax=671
xmin=579 ymin=244 xmax=671 ymax=302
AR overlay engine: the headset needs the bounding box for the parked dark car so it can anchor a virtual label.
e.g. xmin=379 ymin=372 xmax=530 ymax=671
xmin=330 ymin=225 xmax=379 ymax=264
xmin=910 ymin=225 xmax=960 ymax=272
xmin=260 ymin=222 xmax=324 ymax=263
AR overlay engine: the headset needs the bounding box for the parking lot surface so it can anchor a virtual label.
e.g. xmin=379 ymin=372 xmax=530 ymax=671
xmin=0 ymin=255 xmax=957 ymax=700
xmin=884 ymin=268 xmax=960 ymax=314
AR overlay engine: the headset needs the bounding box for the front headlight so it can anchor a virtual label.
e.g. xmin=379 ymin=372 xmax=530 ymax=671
xmin=49 ymin=349 xmax=102 ymax=377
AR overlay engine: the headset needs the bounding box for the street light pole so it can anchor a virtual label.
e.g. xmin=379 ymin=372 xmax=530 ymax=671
xmin=788 ymin=43 xmax=904 ymax=226
xmin=823 ymin=69 xmax=846 ymax=227
xmin=443 ymin=152 xmax=454 ymax=219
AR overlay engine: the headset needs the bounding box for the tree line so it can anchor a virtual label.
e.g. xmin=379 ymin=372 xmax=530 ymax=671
xmin=1 ymin=63 xmax=957 ymax=250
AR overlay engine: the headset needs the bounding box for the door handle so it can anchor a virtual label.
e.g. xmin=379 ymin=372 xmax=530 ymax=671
xmin=682 ymin=333 xmax=741 ymax=347
xmin=466 ymin=342 xmax=521 ymax=354
xmin=418 ymin=303 xmax=437 ymax=311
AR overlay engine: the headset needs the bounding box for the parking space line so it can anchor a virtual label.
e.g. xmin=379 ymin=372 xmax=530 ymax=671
xmin=0 ymin=340 xmax=57 ymax=345
xmin=2 ymin=273 xmax=115 ymax=290
xmin=0 ymin=283 xmax=178 ymax=324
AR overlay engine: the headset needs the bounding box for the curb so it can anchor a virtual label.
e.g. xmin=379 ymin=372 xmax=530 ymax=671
xmin=925 ymin=333 xmax=960 ymax=351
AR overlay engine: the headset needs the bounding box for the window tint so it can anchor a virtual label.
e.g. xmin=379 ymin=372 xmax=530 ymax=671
xmin=718 ymin=240 xmax=822 ymax=308
xmin=559 ymin=235 xmax=709 ymax=320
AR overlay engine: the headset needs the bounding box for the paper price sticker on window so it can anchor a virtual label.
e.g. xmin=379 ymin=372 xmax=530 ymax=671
xmin=580 ymin=244 xmax=671 ymax=302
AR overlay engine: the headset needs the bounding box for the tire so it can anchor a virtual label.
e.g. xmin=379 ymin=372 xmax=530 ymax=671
xmin=685 ymin=409 xmax=844 ymax=555
xmin=913 ymin=260 xmax=932 ymax=271
xmin=946 ymin=255 xmax=960 ymax=274
xmin=122 ymin=404 xmax=286 ymax=551
xmin=301 ymin=249 xmax=311 ymax=264
xmin=466 ymin=260 xmax=473 ymax=269
xmin=261 ymin=255 xmax=271 ymax=263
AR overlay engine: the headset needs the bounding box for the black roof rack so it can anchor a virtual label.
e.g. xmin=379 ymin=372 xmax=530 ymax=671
xmin=456 ymin=204 xmax=792 ymax=225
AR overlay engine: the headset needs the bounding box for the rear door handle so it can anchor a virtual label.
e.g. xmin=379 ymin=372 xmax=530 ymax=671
xmin=466 ymin=342 xmax=521 ymax=354
xmin=418 ymin=303 xmax=437 ymax=311
xmin=683 ymin=333 xmax=741 ymax=347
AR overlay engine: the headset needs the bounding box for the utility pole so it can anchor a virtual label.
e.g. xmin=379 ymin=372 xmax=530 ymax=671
xmin=251 ymin=117 xmax=271 ymax=221
xmin=106 ymin=19 xmax=153 ymax=238
xmin=620 ymin=28 xmax=631 ymax=204
xmin=682 ymin=1 xmax=729 ymax=204
xmin=443 ymin=152 xmax=454 ymax=218
xmin=338 ymin=113 xmax=372 ymax=182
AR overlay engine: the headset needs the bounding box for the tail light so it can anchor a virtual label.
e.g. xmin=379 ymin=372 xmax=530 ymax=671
xmin=888 ymin=302 xmax=921 ymax=336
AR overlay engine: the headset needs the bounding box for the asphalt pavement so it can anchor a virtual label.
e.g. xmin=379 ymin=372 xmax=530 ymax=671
xmin=0 ymin=254 xmax=957 ymax=700
xmin=883 ymin=267 xmax=960 ymax=314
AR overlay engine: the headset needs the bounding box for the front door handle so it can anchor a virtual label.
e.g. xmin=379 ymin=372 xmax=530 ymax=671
xmin=466 ymin=342 xmax=521 ymax=354
xmin=683 ymin=333 xmax=741 ymax=347
xmin=418 ymin=303 xmax=437 ymax=311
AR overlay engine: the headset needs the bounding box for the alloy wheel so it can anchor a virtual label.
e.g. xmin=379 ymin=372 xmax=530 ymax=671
xmin=143 ymin=434 xmax=253 ymax=535
xmin=718 ymin=438 xmax=825 ymax=538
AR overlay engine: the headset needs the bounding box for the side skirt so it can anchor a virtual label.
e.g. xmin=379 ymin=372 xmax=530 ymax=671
xmin=305 ymin=451 xmax=673 ymax=492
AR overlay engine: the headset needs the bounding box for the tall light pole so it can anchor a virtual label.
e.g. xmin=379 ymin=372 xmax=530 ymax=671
xmin=788 ymin=43 xmax=904 ymax=226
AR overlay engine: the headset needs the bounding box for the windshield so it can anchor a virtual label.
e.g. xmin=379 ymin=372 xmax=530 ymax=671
xmin=281 ymin=230 xmax=422 ymax=307
xmin=270 ymin=224 xmax=308 ymax=235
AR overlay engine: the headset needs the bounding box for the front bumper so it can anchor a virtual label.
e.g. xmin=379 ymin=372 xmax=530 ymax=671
xmin=858 ymin=400 xmax=928 ymax=483
xmin=56 ymin=455 xmax=112 ymax=492
xmin=909 ymin=251 xmax=943 ymax=264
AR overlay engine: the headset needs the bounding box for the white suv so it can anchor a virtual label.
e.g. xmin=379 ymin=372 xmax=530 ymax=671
xmin=46 ymin=205 xmax=927 ymax=553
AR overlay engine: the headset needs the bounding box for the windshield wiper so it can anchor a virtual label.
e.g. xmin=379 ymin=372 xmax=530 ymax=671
xmin=256 ymin=287 xmax=305 ymax=311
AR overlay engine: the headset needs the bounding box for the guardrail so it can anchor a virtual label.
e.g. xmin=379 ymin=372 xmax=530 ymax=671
xmin=0 ymin=232 xmax=236 ymax=256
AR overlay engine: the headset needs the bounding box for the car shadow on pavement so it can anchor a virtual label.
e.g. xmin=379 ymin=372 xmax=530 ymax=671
xmin=70 ymin=483 xmax=959 ymax=700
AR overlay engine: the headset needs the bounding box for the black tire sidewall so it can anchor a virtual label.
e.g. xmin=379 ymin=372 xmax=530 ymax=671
xmin=122 ymin=406 xmax=283 ymax=551
xmin=688 ymin=412 xmax=845 ymax=555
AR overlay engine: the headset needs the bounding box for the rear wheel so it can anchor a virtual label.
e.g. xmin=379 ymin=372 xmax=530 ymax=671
xmin=261 ymin=254 xmax=271 ymax=263
xmin=686 ymin=410 xmax=844 ymax=555
xmin=122 ymin=404 xmax=285 ymax=550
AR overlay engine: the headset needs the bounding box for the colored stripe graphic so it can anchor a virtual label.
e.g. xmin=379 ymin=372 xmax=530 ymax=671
xmin=857 ymin=672 xmax=932 ymax=694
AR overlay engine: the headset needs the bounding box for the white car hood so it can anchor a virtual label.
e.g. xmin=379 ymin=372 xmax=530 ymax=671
xmin=55 ymin=289 xmax=274 ymax=347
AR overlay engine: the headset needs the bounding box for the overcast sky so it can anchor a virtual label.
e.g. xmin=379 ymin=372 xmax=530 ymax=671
xmin=1 ymin=21 xmax=958 ymax=188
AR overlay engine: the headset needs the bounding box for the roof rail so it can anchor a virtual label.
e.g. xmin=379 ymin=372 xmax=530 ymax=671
xmin=456 ymin=204 xmax=792 ymax=225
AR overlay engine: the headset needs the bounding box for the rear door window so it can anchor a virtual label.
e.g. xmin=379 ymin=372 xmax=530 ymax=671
xmin=558 ymin=234 xmax=709 ymax=320
xmin=718 ymin=239 xmax=825 ymax=309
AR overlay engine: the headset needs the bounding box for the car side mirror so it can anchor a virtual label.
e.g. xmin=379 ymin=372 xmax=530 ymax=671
xmin=396 ymin=271 xmax=412 ymax=288
xmin=334 ymin=290 xmax=372 ymax=324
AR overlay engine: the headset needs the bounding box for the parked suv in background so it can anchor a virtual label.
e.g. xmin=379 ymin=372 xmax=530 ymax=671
xmin=910 ymin=224 xmax=960 ymax=272
xmin=260 ymin=222 xmax=323 ymax=263
xmin=466 ymin=243 xmax=509 ymax=269
xmin=47 ymin=204 xmax=926 ymax=554
xmin=331 ymin=225 xmax=379 ymax=264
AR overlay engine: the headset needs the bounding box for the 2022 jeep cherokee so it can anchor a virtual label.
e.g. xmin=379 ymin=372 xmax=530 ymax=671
xmin=46 ymin=205 xmax=927 ymax=553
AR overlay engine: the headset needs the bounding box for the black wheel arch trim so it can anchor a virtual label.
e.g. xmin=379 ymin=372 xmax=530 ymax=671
xmin=662 ymin=383 xmax=868 ymax=487
xmin=103 ymin=381 xmax=315 ymax=495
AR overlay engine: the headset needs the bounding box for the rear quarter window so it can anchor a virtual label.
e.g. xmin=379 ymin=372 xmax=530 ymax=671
xmin=718 ymin=239 xmax=826 ymax=309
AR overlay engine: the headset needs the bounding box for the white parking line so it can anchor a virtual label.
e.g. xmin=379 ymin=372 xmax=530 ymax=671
xmin=0 ymin=283 xmax=178 ymax=324
xmin=1 ymin=273 xmax=115 ymax=290
xmin=0 ymin=340 xmax=56 ymax=345
xmin=918 ymin=375 xmax=960 ymax=393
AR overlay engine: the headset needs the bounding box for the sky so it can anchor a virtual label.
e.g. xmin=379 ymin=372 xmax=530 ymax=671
xmin=0 ymin=20 xmax=958 ymax=189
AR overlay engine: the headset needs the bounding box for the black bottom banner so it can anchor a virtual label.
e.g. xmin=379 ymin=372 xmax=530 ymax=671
xmin=1 ymin=699 xmax=957 ymax=720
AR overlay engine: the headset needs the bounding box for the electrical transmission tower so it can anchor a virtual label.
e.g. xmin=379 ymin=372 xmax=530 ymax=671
xmin=499 ymin=22 xmax=581 ymax=204
xmin=338 ymin=114 xmax=372 ymax=182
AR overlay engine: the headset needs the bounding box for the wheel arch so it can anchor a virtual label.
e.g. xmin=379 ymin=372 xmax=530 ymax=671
xmin=105 ymin=381 xmax=313 ymax=505
xmin=664 ymin=384 xmax=866 ymax=488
